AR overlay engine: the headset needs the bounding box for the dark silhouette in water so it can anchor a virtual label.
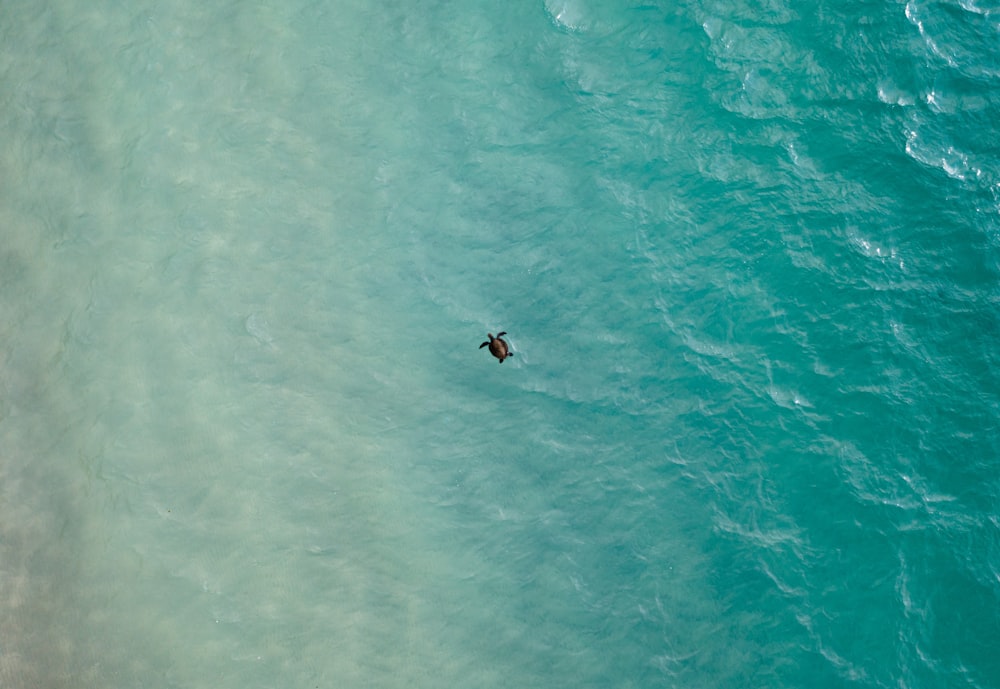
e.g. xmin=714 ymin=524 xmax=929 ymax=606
xmin=480 ymin=332 xmax=512 ymax=363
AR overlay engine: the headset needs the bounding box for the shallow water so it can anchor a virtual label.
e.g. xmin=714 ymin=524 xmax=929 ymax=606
xmin=1 ymin=0 xmax=999 ymax=687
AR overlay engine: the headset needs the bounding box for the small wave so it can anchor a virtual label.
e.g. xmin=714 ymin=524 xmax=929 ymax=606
xmin=544 ymin=0 xmax=587 ymax=32
xmin=904 ymin=125 xmax=984 ymax=183
xmin=876 ymin=81 xmax=917 ymax=107
xmin=766 ymin=384 xmax=812 ymax=410
xmin=906 ymin=0 xmax=1000 ymax=78
xmin=955 ymin=0 xmax=1000 ymax=15
xmin=244 ymin=311 xmax=276 ymax=349
xmin=846 ymin=227 xmax=906 ymax=271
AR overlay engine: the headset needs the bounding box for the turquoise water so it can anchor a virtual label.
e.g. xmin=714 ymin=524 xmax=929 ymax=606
xmin=2 ymin=0 xmax=999 ymax=687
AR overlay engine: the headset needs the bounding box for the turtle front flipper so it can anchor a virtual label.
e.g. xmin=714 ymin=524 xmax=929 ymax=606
xmin=496 ymin=331 xmax=507 ymax=338
xmin=479 ymin=341 xmax=490 ymax=349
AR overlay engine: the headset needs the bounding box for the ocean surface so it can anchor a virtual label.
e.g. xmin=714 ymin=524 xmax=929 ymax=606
xmin=1 ymin=0 xmax=999 ymax=687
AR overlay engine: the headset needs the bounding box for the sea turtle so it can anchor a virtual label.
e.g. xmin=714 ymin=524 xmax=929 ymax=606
xmin=479 ymin=331 xmax=512 ymax=363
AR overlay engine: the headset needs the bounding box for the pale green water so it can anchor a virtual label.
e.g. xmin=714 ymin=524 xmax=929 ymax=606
xmin=1 ymin=0 xmax=999 ymax=687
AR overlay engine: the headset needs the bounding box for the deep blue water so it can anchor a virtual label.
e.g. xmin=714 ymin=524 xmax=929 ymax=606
xmin=1 ymin=0 xmax=999 ymax=687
